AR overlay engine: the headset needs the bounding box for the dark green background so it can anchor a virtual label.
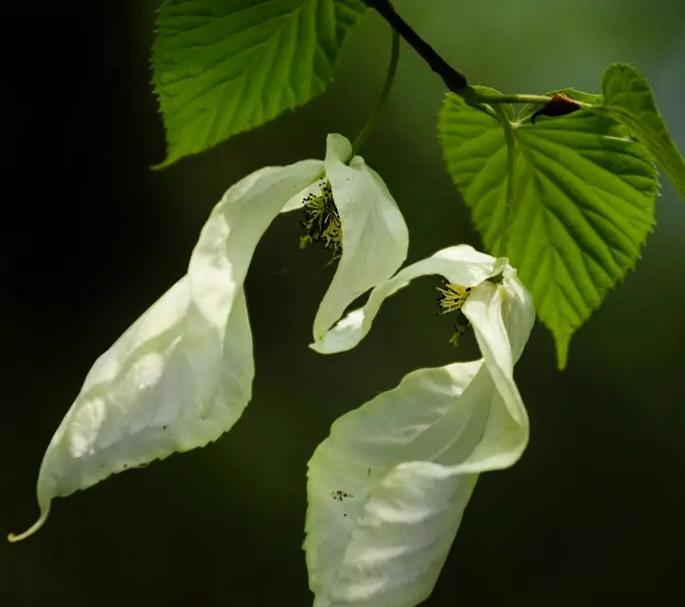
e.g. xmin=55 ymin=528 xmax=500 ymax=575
xmin=2 ymin=1 xmax=684 ymax=605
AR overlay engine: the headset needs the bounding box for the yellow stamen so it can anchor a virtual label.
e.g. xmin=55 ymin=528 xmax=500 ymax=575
xmin=436 ymin=280 xmax=473 ymax=347
xmin=300 ymin=181 xmax=342 ymax=255
xmin=436 ymin=282 xmax=472 ymax=314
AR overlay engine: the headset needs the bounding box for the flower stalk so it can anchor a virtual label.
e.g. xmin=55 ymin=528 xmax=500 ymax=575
xmin=351 ymin=28 xmax=401 ymax=155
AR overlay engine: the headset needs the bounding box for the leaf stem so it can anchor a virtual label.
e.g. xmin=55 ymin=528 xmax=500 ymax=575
xmin=363 ymin=0 xmax=468 ymax=93
xmin=352 ymin=29 xmax=400 ymax=155
xmin=465 ymin=90 xmax=553 ymax=105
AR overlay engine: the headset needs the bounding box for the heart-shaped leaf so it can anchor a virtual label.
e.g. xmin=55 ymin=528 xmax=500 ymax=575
xmin=153 ymin=0 xmax=365 ymax=166
xmin=439 ymin=94 xmax=658 ymax=367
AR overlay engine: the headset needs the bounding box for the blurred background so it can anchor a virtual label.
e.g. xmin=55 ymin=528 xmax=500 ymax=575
xmin=1 ymin=1 xmax=684 ymax=605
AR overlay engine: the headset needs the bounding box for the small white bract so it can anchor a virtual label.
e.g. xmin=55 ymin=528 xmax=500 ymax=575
xmin=9 ymin=134 xmax=408 ymax=542
xmin=305 ymin=245 xmax=535 ymax=607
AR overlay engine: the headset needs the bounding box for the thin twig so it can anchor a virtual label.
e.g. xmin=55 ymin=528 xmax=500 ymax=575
xmin=363 ymin=0 xmax=468 ymax=93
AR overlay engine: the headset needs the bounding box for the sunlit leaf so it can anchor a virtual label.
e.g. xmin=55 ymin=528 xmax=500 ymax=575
xmin=153 ymin=0 xmax=365 ymax=166
xmin=601 ymin=62 xmax=685 ymax=198
xmin=439 ymin=94 xmax=658 ymax=367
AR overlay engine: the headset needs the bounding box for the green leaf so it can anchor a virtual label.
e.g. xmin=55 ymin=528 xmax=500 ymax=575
xmin=153 ymin=0 xmax=365 ymax=167
xmin=601 ymin=62 xmax=685 ymax=198
xmin=439 ymin=95 xmax=658 ymax=368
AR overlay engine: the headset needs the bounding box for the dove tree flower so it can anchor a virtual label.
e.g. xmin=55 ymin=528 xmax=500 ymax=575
xmin=305 ymin=245 xmax=534 ymax=607
xmin=9 ymin=134 xmax=408 ymax=542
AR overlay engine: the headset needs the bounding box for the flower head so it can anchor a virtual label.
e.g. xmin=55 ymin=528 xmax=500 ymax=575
xmin=305 ymin=245 xmax=534 ymax=607
xmin=9 ymin=134 xmax=408 ymax=542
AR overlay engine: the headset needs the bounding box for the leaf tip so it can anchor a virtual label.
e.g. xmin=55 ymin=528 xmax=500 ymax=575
xmin=150 ymin=150 xmax=179 ymax=171
xmin=554 ymin=332 xmax=571 ymax=370
xmin=7 ymin=504 xmax=51 ymax=543
xmin=151 ymin=160 xmax=171 ymax=172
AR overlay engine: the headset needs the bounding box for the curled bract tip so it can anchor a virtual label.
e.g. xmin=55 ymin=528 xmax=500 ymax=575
xmin=7 ymin=506 xmax=50 ymax=543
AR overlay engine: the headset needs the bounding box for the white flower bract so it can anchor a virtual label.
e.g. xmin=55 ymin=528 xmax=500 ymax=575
xmin=305 ymin=245 xmax=535 ymax=607
xmin=10 ymin=134 xmax=408 ymax=542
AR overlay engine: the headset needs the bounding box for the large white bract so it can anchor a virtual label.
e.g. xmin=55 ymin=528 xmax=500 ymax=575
xmin=305 ymin=245 xmax=535 ymax=607
xmin=10 ymin=134 xmax=408 ymax=542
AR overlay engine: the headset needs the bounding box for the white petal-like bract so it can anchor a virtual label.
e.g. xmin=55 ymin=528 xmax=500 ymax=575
xmin=11 ymin=160 xmax=323 ymax=541
xmin=311 ymin=245 xmax=506 ymax=354
xmin=305 ymin=245 xmax=534 ymax=607
xmin=12 ymin=133 xmax=410 ymax=543
xmin=313 ymin=134 xmax=409 ymax=341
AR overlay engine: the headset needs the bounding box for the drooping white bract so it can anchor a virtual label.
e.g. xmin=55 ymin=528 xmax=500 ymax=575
xmin=10 ymin=134 xmax=408 ymax=542
xmin=305 ymin=245 xmax=534 ymax=607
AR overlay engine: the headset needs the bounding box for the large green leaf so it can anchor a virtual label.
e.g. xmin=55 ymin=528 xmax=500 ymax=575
xmin=153 ymin=0 xmax=365 ymax=166
xmin=601 ymin=62 xmax=685 ymax=198
xmin=439 ymin=95 xmax=658 ymax=368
